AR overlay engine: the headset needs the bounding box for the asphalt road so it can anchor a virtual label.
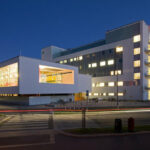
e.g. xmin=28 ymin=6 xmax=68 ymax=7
xmin=1 ymin=109 xmax=150 ymax=149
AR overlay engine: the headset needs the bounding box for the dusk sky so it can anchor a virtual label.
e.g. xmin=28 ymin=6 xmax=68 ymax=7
xmin=0 ymin=0 xmax=150 ymax=61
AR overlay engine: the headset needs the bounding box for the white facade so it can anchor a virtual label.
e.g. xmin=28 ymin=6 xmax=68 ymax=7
xmin=41 ymin=20 xmax=150 ymax=101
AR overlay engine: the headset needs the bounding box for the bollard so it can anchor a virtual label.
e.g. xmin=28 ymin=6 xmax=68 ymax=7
xmin=114 ymin=119 xmax=122 ymax=133
xmin=82 ymin=108 xmax=86 ymax=129
xmin=128 ymin=117 xmax=134 ymax=132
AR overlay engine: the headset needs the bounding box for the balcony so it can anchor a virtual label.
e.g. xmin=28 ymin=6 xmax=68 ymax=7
xmin=145 ymin=86 xmax=150 ymax=90
xmin=145 ymin=61 xmax=150 ymax=67
xmin=144 ymin=49 xmax=150 ymax=55
xmin=145 ymin=73 xmax=150 ymax=78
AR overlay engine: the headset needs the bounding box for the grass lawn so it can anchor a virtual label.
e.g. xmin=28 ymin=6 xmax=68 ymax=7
xmin=64 ymin=125 xmax=150 ymax=134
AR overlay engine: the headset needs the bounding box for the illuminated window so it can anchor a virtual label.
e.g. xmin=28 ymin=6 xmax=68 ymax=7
xmin=79 ymin=56 xmax=83 ymax=60
xmin=108 ymin=93 xmax=114 ymax=96
xmin=92 ymin=83 xmax=95 ymax=87
xmin=108 ymin=60 xmax=114 ymax=65
xmin=134 ymin=73 xmax=140 ymax=79
xmin=92 ymin=63 xmax=97 ymax=68
xmin=148 ymin=45 xmax=150 ymax=50
xmin=118 ymin=93 xmax=124 ymax=96
xmin=133 ymin=35 xmax=141 ymax=43
xmin=100 ymin=82 xmax=105 ymax=87
xmin=115 ymin=70 xmax=122 ymax=75
xmin=110 ymin=71 xmax=114 ymax=76
xmin=70 ymin=58 xmax=73 ymax=62
xmin=74 ymin=58 xmax=77 ymax=61
xmin=134 ymin=60 xmax=140 ymax=67
xmin=60 ymin=61 xmax=63 ymax=64
xmin=118 ymin=81 xmax=123 ymax=86
xmin=94 ymin=93 xmax=98 ymax=96
xmin=108 ymin=82 xmax=114 ymax=87
xmin=103 ymin=93 xmax=106 ymax=96
xmin=39 ymin=65 xmax=74 ymax=84
xmin=116 ymin=46 xmax=123 ymax=53
xmin=100 ymin=61 xmax=106 ymax=66
xmin=64 ymin=60 xmax=67 ymax=63
xmin=134 ymin=48 xmax=140 ymax=55
xmin=89 ymin=93 xmax=92 ymax=96
xmin=0 ymin=63 xmax=18 ymax=87
xmin=88 ymin=64 xmax=91 ymax=68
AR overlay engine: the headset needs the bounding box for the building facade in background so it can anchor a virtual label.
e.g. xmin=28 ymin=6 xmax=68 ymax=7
xmin=42 ymin=20 xmax=150 ymax=101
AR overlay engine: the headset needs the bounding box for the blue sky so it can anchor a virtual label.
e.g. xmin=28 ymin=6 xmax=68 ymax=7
xmin=0 ymin=0 xmax=150 ymax=61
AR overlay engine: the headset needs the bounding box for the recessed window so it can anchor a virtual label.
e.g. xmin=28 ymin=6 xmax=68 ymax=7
xmin=134 ymin=48 xmax=140 ymax=55
xmin=108 ymin=59 xmax=114 ymax=65
xmin=116 ymin=46 xmax=123 ymax=53
xmin=133 ymin=35 xmax=141 ymax=43
xmin=88 ymin=64 xmax=91 ymax=68
xmin=134 ymin=60 xmax=140 ymax=67
xmin=79 ymin=56 xmax=83 ymax=60
xmin=74 ymin=58 xmax=77 ymax=61
xmin=64 ymin=60 xmax=67 ymax=63
xmin=108 ymin=93 xmax=114 ymax=96
xmin=70 ymin=58 xmax=73 ymax=62
xmin=134 ymin=73 xmax=140 ymax=79
xmin=100 ymin=82 xmax=105 ymax=87
xmin=100 ymin=61 xmax=106 ymax=66
xmin=39 ymin=65 xmax=74 ymax=84
xmin=92 ymin=63 xmax=97 ymax=68
xmin=108 ymin=82 xmax=114 ymax=87
xmin=94 ymin=93 xmax=98 ymax=96
xmin=115 ymin=70 xmax=122 ymax=75
xmin=118 ymin=81 xmax=123 ymax=86
xmin=92 ymin=83 xmax=95 ymax=87
xmin=103 ymin=93 xmax=106 ymax=96
xmin=110 ymin=71 xmax=114 ymax=76
xmin=118 ymin=93 xmax=124 ymax=96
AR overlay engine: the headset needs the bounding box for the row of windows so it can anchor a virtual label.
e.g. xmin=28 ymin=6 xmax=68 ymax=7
xmin=0 ymin=94 xmax=18 ymax=96
xmin=88 ymin=59 xmax=114 ymax=68
xmin=92 ymin=81 xmax=123 ymax=87
xmin=60 ymin=56 xmax=83 ymax=64
xmin=90 ymin=92 xmax=124 ymax=96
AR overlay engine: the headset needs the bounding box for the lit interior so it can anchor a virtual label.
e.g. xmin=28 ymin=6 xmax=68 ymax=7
xmin=0 ymin=63 xmax=18 ymax=87
xmin=39 ymin=65 xmax=74 ymax=84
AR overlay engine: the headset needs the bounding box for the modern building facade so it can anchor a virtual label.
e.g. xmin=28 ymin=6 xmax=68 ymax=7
xmin=0 ymin=56 xmax=91 ymax=105
xmin=42 ymin=20 xmax=150 ymax=101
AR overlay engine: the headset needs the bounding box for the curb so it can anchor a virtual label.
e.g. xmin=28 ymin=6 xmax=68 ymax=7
xmin=56 ymin=129 xmax=150 ymax=138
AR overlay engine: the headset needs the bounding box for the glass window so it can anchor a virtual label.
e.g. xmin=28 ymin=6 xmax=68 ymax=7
xmin=88 ymin=64 xmax=91 ymax=68
xmin=108 ymin=82 xmax=114 ymax=86
xmin=116 ymin=46 xmax=123 ymax=53
xmin=60 ymin=61 xmax=63 ymax=64
xmin=74 ymin=58 xmax=77 ymax=61
xmin=0 ymin=63 xmax=18 ymax=87
xmin=118 ymin=93 xmax=124 ymax=96
xmin=110 ymin=71 xmax=114 ymax=76
xmin=100 ymin=82 xmax=105 ymax=87
xmin=64 ymin=60 xmax=67 ymax=63
xmin=92 ymin=83 xmax=95 ymax=87
xmin=134 ymin=48 xmax=140 ymax=55
xmin=133 ymin=35 xmax=141 ymax=43
xmin=115 ymin=70 xmax=122 ymax=75
xmin=108 ymin=93 xmax=114 ymax=96
xmin=70 ymin=58 xmax=73 ymax=62
xmin=100 ymin=61 xmax=106 ymax=66
xmin=134 ymin=73 xmax=140 ymax=79
xmin=103 ymin=93 xmax=106 ymax=96
xmin=118 ymin=81 xmax=123 ymax=86
xmin=79 ymin=56 xmax=83 ymax=60
xmin=134 ymin=60 xmax=140 ymax=67
xmin=94 ymin=93 xmax=98 ymax=96
xmin=39 ymin=65 xmax=74 ymax=84
xmin=108 ymin=59 xmax=114 ymax=65
xmin=92 ymin=63 xmax=97 ymax=68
